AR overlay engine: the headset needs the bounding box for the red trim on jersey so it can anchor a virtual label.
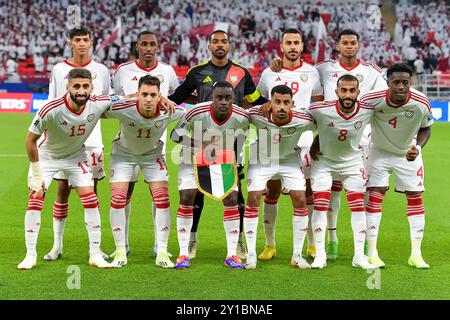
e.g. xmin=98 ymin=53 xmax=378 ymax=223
xmin=89 ymin=95 xmax=111 ymax=102
xmin=64 ymin=94 xmax=86 ymax=115
xmin=111 ymin=101 xmax=135 ymax=111
xmin=385 ymin=89 xmax=411 ymax=108
xmin=232 ymin=107 xmax=249 ymax=119
xmin=113 ymin=60 xmax=135 ymax=77
xmin=136 ymin=101 xmax=161 ymax=119
xmin=282 ymin=60 xmax=303 ymax=71
xmin=309 ymin=101 xmax=335 ymax=110
xmin=410 ymin=92 xmax=431 ymax=111
xmin=135 ymin=60 xmax=159 ymax=73
xmin=314 ymin=59 xmax=336 ymax=67
xmin=185 ymin=106 xmax=211 ymax=121
xmin=210 ymin=104 xmax=233 ymax=125
xmin=38 ymin=130 xmax=47 ymax=148
xmin=268 ymin=111 xmax=293 ymax=126
xmin=335 ymin=101 xmax=361 ymax=120
xmin=38 ymin=97 xmax=65 ymax=118
xmin=360 ymin=90 xmax=387 ymax=103
xmin=339 ymin=59 xmax=360 ymax=71
xmin=64 ymin=59 xmax=92 ymax=68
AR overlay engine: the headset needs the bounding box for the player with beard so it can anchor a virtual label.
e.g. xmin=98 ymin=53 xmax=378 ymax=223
xmin=169 ymin=30 xmax=267 ymax=260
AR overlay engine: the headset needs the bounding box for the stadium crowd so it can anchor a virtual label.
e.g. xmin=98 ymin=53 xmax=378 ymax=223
xmin=0 ymin=0 xmax=448 ymax=82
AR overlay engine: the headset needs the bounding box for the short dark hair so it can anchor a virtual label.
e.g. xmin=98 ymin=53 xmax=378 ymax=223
xmin=337 ymin=29 xmax=360 ymax=42
xmin=138 ymin=75 xmax=161 ymax=90
xmin=386 ymin=63 xmax=413 ymax=78
xmin=281 ymin=28 xmax=303 ymax=43
xmin=337 ymin=74 xmax=359 ymax=87
xmin=209 ymin=30 xmax=229 ymax=43
xmin=67 ymin=68 xmax=92 ymax=82
xmin=212 ymin=81 xmax=233 ymax=91
xmin=68 ymin=26 xmax=92 ymax=40
xmin=137 ymin=31 xmax=157 ymax=42
xmin=271 ymin=85 xmax=293 ymax=97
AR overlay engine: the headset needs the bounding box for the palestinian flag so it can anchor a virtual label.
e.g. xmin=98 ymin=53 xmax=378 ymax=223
xmin=194 ymin=149 xmax=237 ymax=201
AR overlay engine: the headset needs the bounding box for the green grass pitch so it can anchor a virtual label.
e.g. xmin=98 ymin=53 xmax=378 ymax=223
xmin=1 ymin=114 xmax=449 ymax=300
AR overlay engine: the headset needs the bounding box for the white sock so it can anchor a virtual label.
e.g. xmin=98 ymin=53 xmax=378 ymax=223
xmin=327 ymin=191 xmax=341 ymax=243
xmin=293 ymin=213 xmax=308 ymax=256
xmin=152 ymin=202 xmax=157 ymax=248
xmin=110 ymin=207 xmax=126 ymax=253
xmin=155 ymin=207 xmax=171 ymax=254
xmin=312 ymin=210 xmax=327 ymax=257
xmin=408 ymin=214 xmax=425 ymax=256
xmin=224 ymin=219 xmax=240 ymax=257
xmin=366 ymin=212 xmax=382 ymax=257
xmin=351 ymin=211 xmax=367 ymax=257
xmin=190 ymin=231 xmax=198 ymax=242
xmin=52 ymin=202 xmax=68 ymax=251
xmin=177 ymin=217 xmax=193 ymax=257
xmin=244 ymin=206 xmax=259 ymax=259
xmin=124 ymin=201 xmax=131 ymax=247
xmin=306 ymin=204 xmax=314 ymax=248
xmin=25 ymin=210 xmax=41 ymax=257
xmin=84 ymin=207 xmax=102 ymax=256
xmin=262 ymin=202 xmax=277 ymax=246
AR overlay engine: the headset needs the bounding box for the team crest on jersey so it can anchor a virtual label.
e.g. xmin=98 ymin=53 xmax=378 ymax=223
xmin=156 ymin=75 xmax=165 ymax=83
xmin=155 ymin=120 xmax=163 ymax=128
xmin=355 ymin=74 xmax=364 ymax=82
xmin=405 ymin=110 xmax=414 ymax=119
xmin=111 ymin=95 xmax=120 ymax=102
xmin=226 ymin=128 xmax=235 ymax=135
xmin=87 ymin=113 xmax=95 ymax=122
xmin=287 ymin=128 xmax=296 ymax=134
xmin=230 ymin=75 xmax=238 ymax=83
xmin=300 ymin=74 xmax=308 ymax=82
xmin=91 ymin=71 xmax=97 ymax=80
xmin=354 ymin=121 xmax=363 ymax=130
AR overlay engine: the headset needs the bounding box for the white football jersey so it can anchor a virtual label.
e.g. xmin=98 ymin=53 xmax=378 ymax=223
xmin=307 ymin=100 xmax=374 ymax=166
xmin=104 ymin=102 xmax=185 ymax=157
xmin=360 ymin=88 xmax=433 ymax=155
xmin=47 ymin=59 xmax=111 ymax=148
xmin=29 ymin=95 xmax=120 ymax=160
xmin=257 ymin=62 xmax=322 ymax=110
xmin=315 ymin=59 xmax=387 ymax=100
xmin=248 ymin=106 xmax=315 ymax=161
xmin=112 ymin=60 xmax=179 ymax=96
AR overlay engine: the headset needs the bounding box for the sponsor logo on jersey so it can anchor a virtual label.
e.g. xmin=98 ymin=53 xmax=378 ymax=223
xmin=328 ymin=122 xmax=334 ymax=127
xmin=427 ymin=112 xmax=433 ymax=121
xmin=33 ymin=119 xmax=40 ymax=126
xmin=275 ymin=76 xmax=282 ymax=81
xmin=405 ymin=110 xmax=414 ymax=119
xmin=230 ymin=75 xmax=238 ymax=83
xmin=155 ymin=120 xmax=163 ymax=128
xmin=354 ymin=120 xmax=363 ymax=130
xmin=131 ymin=76 xmax=138 ymax=81
xmin=355 ymin=74 xmax=364 ymax=82
xmin=331 ymin=73 xmax=339 ymax=78
xmin=202 ymin=76 xmax=213 ymax=83
xmin=60 ymin=120 xmax=68 ymax=125
xmin=110 ymin=169 xmax=115 ymax=177
xmin=287 ymin=127 xmax=296 ymax=134
xmin=87 ymin=113 xmax=95 ymax=122
xmin=129 ymin=122 xmax=135 ymax=127
xmin=247 ymin=179 xmax=252 ymax=186
xmin=300 ymin=74 xmax=308 ymax=82
xmin=377 ymin=109 xmax=384 ymax=113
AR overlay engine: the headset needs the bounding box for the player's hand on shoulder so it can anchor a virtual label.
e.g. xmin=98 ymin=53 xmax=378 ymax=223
xmin=261 ymin=101 xmax=272 ymax=117
xmin=270 ymin=57 xmax=283 ymax=73
xmin=309 ymin=139 xmax=322 ymax=161
xmin=159 ymin=96 xmax=177 ymax=114
xmin=406 ymin=145 xmax=420 ymax=161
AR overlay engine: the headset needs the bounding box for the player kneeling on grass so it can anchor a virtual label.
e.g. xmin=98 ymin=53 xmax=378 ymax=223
xmin=307 ymin=74 xmax=376 ymax=270
xmin=170 ymin=82 xmax=249 ymax=270
xmin=246 ymin=85 xmax=315 ymax=270
xmin=360 ymin=63 xmax=432 ymax=269
xmin=103 ymin=75 xmax=185 ymax=268
xmin=19 ymin=68 xmax=129 ymax=270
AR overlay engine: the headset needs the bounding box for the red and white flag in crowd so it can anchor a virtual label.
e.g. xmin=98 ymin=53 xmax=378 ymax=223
xmin=95 ymin=17 xmax=122 ymax=54
xmin=191 ymin=22 xmax=229 ymax=36
xmin=314 ymin=15 xmax=329 ymax=64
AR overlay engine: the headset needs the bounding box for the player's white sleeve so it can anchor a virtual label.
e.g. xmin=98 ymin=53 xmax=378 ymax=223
xmin=28 ymin=112 xmax=48 ymax=136
xmin=169 ymin=67 xmax=180 ymax=96
xmin=101 ymin=66 xmax=112 ymax=95
xmin=48 ymin=68 xmax=57 ymax=100
xmin=421 ymin=109 xmax=434 ymax=128
xmin=256 ymin=70 xmax=269 ymax=99
xmin=372 ymin=72 xmax=388 ymax=90
xmin=170 ymin=106 xmax=186 ymax=122
xmin=112 ymin=69 xmax=125 ymax=96
xmin=312 ymin=70 xmax=323 ymax=96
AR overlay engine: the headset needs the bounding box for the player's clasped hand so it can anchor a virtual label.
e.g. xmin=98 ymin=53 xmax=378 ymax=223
xmin=405 ymin=145 xmax=420 ymax=161
xmin=269 ymin=57 xmax=283 ymax=73
xmin=261 ymin=101 xmax=272 ymax=117
xmin=159 ymin=96 xmax=177 ymax=114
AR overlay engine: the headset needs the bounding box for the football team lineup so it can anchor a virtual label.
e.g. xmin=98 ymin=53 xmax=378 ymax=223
xmin=2 ymin=24 xmax=449 ymax=300
xmin=19 ymin=27 xmax=433 ymax=272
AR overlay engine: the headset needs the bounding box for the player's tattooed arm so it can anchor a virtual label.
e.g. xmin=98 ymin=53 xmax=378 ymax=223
xmin=406 ymin=126 xmax=431 ymax=161
xmin=309 ymin=135 xmax=322 ymax=161
xmin=26 ymin=132 xmax=46 ymax=197
xmin=270 ymin=57 xmax=283 ymax=73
